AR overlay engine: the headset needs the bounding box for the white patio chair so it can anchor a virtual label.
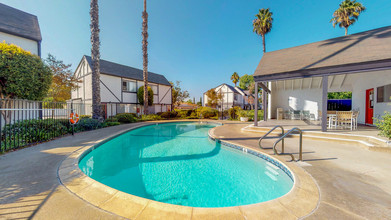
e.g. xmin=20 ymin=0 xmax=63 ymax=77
xmin=336 ymin=111 xmax=353 ymax=130
xmin=352 ymin=111 xmax=359 ymax=130
xmin=292 ymin=110 xmax=302 ymax=120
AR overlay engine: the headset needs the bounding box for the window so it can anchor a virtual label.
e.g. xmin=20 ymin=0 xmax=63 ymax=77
xmin=122 ymin=80 xmax=137 ymax=92
xmin=234 ymin=94 xmax=238 ymax=101
xmin=377 ymin=84 xmax=391 ymax=103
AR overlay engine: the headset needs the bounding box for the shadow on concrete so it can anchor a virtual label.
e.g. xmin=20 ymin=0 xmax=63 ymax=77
xmin=302 ymin=157 xmax=338 ymax=162
xmin=0 ymin=123 xmax=146 ymax=219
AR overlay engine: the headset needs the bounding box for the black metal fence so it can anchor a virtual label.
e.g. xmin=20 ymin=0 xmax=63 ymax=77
xmin=0 ymin=99 xmax=97 ymax=153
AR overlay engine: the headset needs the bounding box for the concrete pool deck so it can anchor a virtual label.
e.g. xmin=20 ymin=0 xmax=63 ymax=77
xmin=0 ymin=120 xmax=390 ymax=219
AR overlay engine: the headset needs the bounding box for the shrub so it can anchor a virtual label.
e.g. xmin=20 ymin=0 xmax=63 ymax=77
xmin=238 ymin=110 xmax=250 ymax=118
xmin=137 ymin=86 xmax=154 ymax=106
xmin=140 ymin=114 xmax=162 ymax=121
xmin=228 ymin=106 xmax=242 ymax=120
xmin=160 ymin=111 xmax=178 ymax=119
xmin=374 ymin=112 xmax=391 ymax=140
xmin=104 ymin=117 xmax=119 ymax=123
xmin=176 ymin=110 xmax=189 ymax=118
xmin=247 ymin=110 xmax=264 ymax=121
xmin=103 ymin=121 xmax=121 ymax=127
xmin=197 ymin=107 xmax=218 ymax=119
xmin=1 ymin=119 xmax=69 ymax=152
xmin=79 ymin=115 xmax=91 ymax=119
xmin=75 ymin=118 xmax=102 ymax=131
xmin=115 ymin=113 xmax=137 ymax=123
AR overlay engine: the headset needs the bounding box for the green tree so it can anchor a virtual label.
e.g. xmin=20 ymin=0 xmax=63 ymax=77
xmin=142 ymin=0 xmax=149 ymax=114
xmin=137 ymin=86 xmax=153 ymax=106
xmin=230 ymin=72 xmax=240 ymax=87
xmin=0 ymin=42 xmax=52 ymax=101
xmin=45 ymin=54 xmax=80 ymax=102
xmin=90 ymin=0 xmax=102 ymax=119
xmin=330 ymin=0 xmax=366 ymax=36
xmin=328 ymin=92 xmax=352 ymax=99
xmin=0 ymin=42 xmax=52 ymax=122
xmin=205 ymin=89 xmax=223 ymax=108
xmin=197 ymin=97 xmax=202 ymax=106
xmin=239 ymin=74 xmax=254 ymax=90
xmin=253 ymin=8 xmax=273 ymax=53
xmin=171 ymin=81 xmax=189 ymax=107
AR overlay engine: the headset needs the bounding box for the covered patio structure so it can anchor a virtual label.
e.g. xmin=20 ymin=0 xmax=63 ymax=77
xmin=252 ymin=25 xmax=391 ymax=132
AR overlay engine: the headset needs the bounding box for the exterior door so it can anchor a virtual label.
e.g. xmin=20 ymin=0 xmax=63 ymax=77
xmin=365 ymin=88 xmax=374 ymax=124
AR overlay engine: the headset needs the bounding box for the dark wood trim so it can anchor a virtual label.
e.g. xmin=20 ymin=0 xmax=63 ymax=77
xmin=258 ymin=82 xmax=271 ymax=94
xmin=254 ymin=59 xmax=391 ymax=82
xmin=254 ymin=82 xmax=259 ymax=126
xmin=121 ymin=78 xmax=123 ymax=102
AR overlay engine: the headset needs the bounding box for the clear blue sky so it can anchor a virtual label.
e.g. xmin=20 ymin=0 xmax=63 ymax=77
xmin=1 ymin=0 xmax=390 ymax=100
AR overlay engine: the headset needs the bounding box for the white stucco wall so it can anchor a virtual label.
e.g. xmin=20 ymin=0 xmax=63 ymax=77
xmin=203 ymin=84 xmax=245 ymax=110
xmin=158 ymin=85 xmax=172 ymax=104
xmin=350 ymin=69 xmax=391 ymax=124
xmin=71 ymin=57 xmax=172 ymax=111
xmin=0 ymin=32 xmax=38 ymax=55
xmin=269 ymin=69 xmax=391 ymax=123
xmin=270 ymin=85 xmax=322 ymax=119
xmin=122 ymin=92 xmax=137 ymax=103
xmin=100 ymin=74 xmax=122 ymax=103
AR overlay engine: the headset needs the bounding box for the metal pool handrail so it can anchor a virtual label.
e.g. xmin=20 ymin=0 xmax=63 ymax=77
xmin=272 ymin=127 xmax=303 ymax=162
xmin=259 ymin=125 xmax=285 ymax=152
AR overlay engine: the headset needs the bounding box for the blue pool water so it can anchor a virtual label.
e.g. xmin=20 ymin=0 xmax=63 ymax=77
xmin=79 ymin=122 xmax=293 ymax=208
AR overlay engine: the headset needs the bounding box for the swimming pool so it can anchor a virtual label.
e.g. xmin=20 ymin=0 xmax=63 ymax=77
xmin=79 ymin=122 xmax=293 ymax=208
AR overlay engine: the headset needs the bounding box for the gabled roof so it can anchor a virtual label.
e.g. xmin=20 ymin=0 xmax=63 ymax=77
xmin=0 ymin=3 xmax=41 ymax=42
xmin=234 ymin=87 xmax=246 ymax=96
xmin=204 ymin=83 xmax=246 ymax=95
xmin=84 ymin=56 xmax=171 ymax=86
xmin=225 ymin=84 xmax=241 ymax=94
xmin=254 ymin=25 xmax=391 ymax=81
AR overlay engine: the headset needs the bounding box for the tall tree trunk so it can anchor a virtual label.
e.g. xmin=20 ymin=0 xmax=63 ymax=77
xmin=345 ymin=27 xmax=348 ymax=36
xmin=90 ymin=0 xmax=101 ymax=119
xmin=262 ymin=34 xmax=266 ymax=53
xmin=142 ymin=0 xmax=149 ymax=115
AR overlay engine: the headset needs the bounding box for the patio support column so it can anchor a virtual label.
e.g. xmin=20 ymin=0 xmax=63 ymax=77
xmin=262 ymin=83 xmax=267 ymax=121
xmin=254 ymin=82 xmax=258 ymax=126
xmin=321 ymin=76 xmax=328 ymax=132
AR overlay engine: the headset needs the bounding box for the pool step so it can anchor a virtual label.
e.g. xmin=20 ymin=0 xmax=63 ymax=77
xmin=242 ymin=125 xmax=391 ymax=153
xmin=266 ymin=166 xmax=279 ymax=176
xmin=264 ymin=171 xmax=277 ymax=181
xmin=266 ymin=161 xmax=279 ymax=170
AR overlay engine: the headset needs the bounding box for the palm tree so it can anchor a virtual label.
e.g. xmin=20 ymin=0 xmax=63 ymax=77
xmin=142 ymin=0 xmax=149 ymax=115
xmin=253 ymin=8 xmax=273 ymax=53
xmin=90 ymin=0 xmax=101 ymax=119
xmin=330 ymin=0 xmax=366 ymax=36
xmin=231 ymin=72 xmax=239 ymax=87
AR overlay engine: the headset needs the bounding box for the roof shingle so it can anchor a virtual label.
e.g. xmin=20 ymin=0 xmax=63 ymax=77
xmin=0 ymin=3 xmax=41 ymax=42
xmin=84 ymin=56 xmax=171 ymax=86
xmin=254 ymin=25 xmax=391 ymax=78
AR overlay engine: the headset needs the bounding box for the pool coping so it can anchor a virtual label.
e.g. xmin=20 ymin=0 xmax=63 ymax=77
xmin=57 ymin=120 xmax=320 ymax=219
